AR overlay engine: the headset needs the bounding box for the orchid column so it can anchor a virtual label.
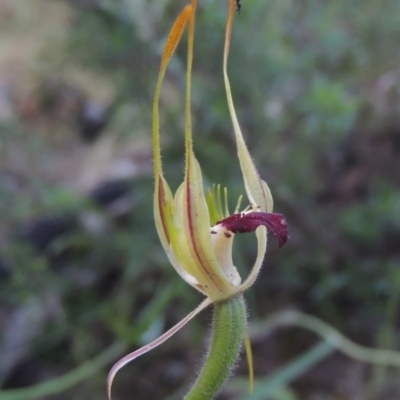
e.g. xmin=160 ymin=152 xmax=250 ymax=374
xmin=108 ymin=1 xmax=288 ymax=399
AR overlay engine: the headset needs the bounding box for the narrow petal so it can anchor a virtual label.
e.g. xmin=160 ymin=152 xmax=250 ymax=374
xmin=223 ymin=0 xmax=273 ymax=213
xmin=107 ymin=297 xmax=212 ymax=400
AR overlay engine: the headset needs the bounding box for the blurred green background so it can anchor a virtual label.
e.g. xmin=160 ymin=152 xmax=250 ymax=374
xmin=1 ymin=0 xmax=400 ymax=399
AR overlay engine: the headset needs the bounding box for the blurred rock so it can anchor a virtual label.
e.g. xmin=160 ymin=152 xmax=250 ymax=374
xmin=89 ymin=179 xmax=131 ymax=207
xmin=0 ymin=296 xmax=56 ymax=385
xmin=78 ymin=100 xmax=108 ymax=142
xmin=19 ymin=214 xmax=77 ymax=252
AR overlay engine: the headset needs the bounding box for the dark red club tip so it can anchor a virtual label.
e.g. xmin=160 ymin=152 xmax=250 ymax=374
xmin=217 ymin=212 xmax=289 ymax=248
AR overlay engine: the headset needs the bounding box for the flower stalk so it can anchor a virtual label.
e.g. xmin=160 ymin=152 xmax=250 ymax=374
xmin=184 ymin=295 xmax=246 ymax=400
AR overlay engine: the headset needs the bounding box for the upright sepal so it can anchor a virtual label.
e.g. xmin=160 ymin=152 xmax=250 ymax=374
xmin=222 ymin=0 xmax=273 ymax=213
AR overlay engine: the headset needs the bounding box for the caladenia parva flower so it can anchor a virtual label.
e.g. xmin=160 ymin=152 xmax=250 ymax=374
xmin=107 ymin=0 xmax=288 ymax=398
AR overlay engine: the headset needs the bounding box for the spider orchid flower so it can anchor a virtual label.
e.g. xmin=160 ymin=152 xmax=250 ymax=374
xmin=107 ymin=1 xmax=288 ymax=398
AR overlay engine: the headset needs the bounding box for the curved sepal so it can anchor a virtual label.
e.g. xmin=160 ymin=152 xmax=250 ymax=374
xmin=107 ymin=297 xmax=212 ymax=400
xmin=239 ymin=226 xmax=267 ymax=293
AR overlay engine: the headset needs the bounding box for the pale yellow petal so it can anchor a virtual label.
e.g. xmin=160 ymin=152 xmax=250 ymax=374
xmin=166 ymin=244 xmax=206 ymax=294
xmin=172 ymin=155 xmax=234 ymax=301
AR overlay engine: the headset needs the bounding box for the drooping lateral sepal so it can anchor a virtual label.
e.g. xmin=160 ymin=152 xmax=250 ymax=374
xmin=107 ymin=297 xmax=212 ymax=400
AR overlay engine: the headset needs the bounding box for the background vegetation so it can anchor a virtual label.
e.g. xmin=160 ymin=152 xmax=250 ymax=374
xmin=1 ymin=0 xmax=400 ymax=399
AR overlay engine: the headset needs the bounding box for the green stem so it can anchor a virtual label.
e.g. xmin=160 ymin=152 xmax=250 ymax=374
xmin=0 ymin=342 xmax=126 ymax=400
xmin=252 ymin=310 xmax=400 ymax=368
xmin=184 ymin=295 xmax=246 ymax=400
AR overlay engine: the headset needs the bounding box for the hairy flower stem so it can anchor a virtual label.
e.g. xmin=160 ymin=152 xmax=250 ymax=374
xmin=184 ymin=295 xmax=246 ymax=400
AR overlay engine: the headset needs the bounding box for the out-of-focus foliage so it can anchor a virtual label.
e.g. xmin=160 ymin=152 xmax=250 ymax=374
xmin=1 ymin=0 xmax=400 ymax=399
